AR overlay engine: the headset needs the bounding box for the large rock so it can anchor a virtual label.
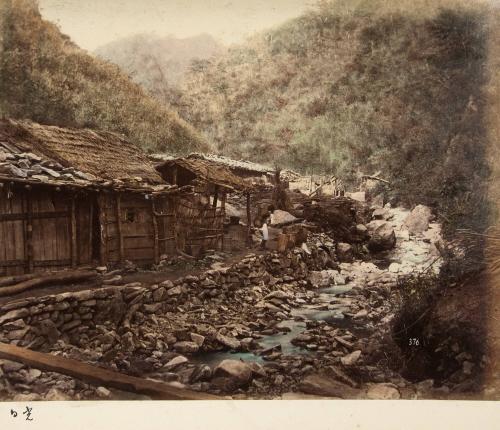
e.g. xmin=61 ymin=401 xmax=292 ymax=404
xmin=270 ymin=210 xmax=298 ymax=226
xmin=309 ymin=270 xmax=341 ymax=287
xmin=173 ymin=341 xmax=200 ymax=354
xmin=215 ymin=332 xmax=241 ymax=350
xmin=366 ymin=383 xmax=401 ymax=399
xmin=403 ymin=205 xmax=432 ymax=234
xmin=299 ymin=374 xmax=361 ymax=399
xmin=164 ymin=355 xmax=188 ymax=370
xmin=213 ymin=360 xmax=253 ymax=387
xmin=340 ymin=350 xmax=362 ymax=366
xmin=336 ymin=243 xmax=354 ymax=263
xmin=346 ymin=191 xmax=365 ymax=202
xmin=367 ymin=220 xmax=396 ymax=252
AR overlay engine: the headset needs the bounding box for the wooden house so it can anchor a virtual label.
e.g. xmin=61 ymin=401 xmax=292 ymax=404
xmin=0 ymin=119 xmax=191 ymax=275
xmin=155 ymin=156 xmax=256 ymax=255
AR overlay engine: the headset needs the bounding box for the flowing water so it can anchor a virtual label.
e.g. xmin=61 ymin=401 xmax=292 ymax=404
xmin=193 ymin=284 xmax=356 ymax=367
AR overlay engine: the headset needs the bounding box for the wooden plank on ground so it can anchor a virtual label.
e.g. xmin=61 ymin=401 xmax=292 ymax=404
xmin=0 ymin=342 xmax=219 ymax=400
xmin=0 ymin=269 xmax=96 ymax=297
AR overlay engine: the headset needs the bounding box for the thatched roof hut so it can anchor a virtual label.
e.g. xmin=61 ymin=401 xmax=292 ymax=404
xmin=0 ymin=119 xmax=192 ymax=276
xmin=0 ymin=119 xmax=168 ymax=192
xmin=155 ymin=155 xmax=252 ymax=192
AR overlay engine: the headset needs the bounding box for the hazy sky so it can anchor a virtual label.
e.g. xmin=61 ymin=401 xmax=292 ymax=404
xmin=38 ymin=0 xmax=314 ymax=51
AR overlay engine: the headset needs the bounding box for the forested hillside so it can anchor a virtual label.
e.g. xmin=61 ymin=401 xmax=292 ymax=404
xmin=0 ymin=0 xmax=209 ymax=154
xmin=175 ymin=0 xmax=491 ymax=229
xmin=95 ymin=33 xmax=223 ymax=107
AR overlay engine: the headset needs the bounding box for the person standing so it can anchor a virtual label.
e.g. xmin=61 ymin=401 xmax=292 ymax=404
xmin=260 ymin=217 xmax=269 ymax=250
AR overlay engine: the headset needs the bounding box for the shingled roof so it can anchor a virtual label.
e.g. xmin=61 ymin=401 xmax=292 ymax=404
xmin=156 ymin=156 xmax=252 ymax=192
xmin=0 ymin=119 xmax=171 ymax=192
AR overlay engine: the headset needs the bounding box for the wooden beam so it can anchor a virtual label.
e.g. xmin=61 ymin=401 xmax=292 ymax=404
xmin=0 ymin=269 xmax=96 ymax=297
xmin=151 ymin=199 xmax=159 ymax=265
xmin=115 ymin=194 xmax=124 ymax=262
xmin=70 ymin=196 xmax=77 ymax=268
xmin=0 ymin=342 xmax=219 ymax=400
xmin=0 ymin=211 xmax=70 ymax=222
xmin=0 ymin=273 xmax=37 ymax=288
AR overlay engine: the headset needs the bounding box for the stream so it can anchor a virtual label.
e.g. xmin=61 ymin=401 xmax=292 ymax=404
xmin=193 ymin=206 xmax=443 ymax=369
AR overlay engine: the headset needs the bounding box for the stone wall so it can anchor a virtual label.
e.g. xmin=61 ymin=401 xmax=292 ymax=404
xmin=0 ymin=237 xmax=336 ymax=351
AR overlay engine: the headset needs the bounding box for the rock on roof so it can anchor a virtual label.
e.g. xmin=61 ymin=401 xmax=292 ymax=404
xmin=0 ymin=119 xmax=166 ymax=190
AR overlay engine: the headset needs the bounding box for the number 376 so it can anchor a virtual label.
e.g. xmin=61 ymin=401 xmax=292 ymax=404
xmin=409 ymin=338 xmax=420 ymax=346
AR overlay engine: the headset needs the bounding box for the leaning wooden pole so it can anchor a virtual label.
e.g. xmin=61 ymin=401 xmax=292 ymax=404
xmin=246 ymin=192 xmax=252 ymax=244
xmin=0 ymin=342 xmax=219 ymax=400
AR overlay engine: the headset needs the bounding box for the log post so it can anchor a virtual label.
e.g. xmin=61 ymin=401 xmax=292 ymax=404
xmin=115 ymin=194 xmax=124 ymax=262
xmin=172 ymin=165 xmax=178 ymax=185
xmin=221 ymin=191 xmax=227 ymax=251
xmin=25 ymin=192 xmax=34 ymax=273
xmin=246 ymin=192 xmax=252 ymax=245
xmin=70 ymin=196 xmax=77 ymax=268
xmin=212 ymin=185 xmax=219 ymax=208
xmin=97 ymin=194 xmax=107 ymax=266
xmin=151 ymin=198 xmax=160 ymax=265
xmin=88 ymin=199 xmax=93 ymax=262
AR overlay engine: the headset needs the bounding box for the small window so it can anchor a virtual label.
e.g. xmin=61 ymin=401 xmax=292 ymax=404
xmin=125 ymin=209 xmax=136 ymax=223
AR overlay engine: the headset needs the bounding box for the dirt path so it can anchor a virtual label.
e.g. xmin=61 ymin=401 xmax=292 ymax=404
xmin=0 ymin=247 xmax=268 ymax=306
xmin=483 ymin=10 xmax=500 ymax=400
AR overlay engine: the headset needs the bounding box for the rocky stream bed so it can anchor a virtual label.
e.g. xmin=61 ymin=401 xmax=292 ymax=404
xmin=0 ymin=203 xmax=461 ymax=401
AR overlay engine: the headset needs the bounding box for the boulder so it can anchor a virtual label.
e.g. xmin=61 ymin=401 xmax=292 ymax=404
xmin=164 ymin=355 xmax=188 ymax=370
xmin=309 ymin=270 xmax=339 ymax=287
xmin=340 ymin=350 xmax=362 ymax=366
xmin=337 ymin=243 xmax=353 ymax=263
xmin=213 ymin=359 xmax=253 ymax=387
xmin=215 ymin=332 xmax=241 ymax=350
xmin=370 ymin=193 xmax=384 ymax=208
xmin=403 ymin=205 xmax=432 ymax=234
xmin=44 ymin=388 xmax=70 ymax=401
xmin=356 ymin=224 xmax=368 ymax=236
xmin=190 ymin=333 xmax=205 ymax=347
xmin=372 ymin=208 xmax=390 ymax=220
xmin=299 ymin=374 xmax=361 ymax=399
xmin=367 ymin=220 xmax=396 ymax=252
xmin=96 ymin=386 xmax=112 ymax=398
xmin=346 ymin=191 xmax=365 ymax=202
xmin=270 ymin=210 xmax=298 ymax=226
xmin=366 ymin=383 xmax=401 ymax=400
xmin=173 ymin=341 xmax=200 ymax=354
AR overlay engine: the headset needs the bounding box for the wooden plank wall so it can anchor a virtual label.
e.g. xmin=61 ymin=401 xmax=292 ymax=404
xmin=175 ymin=194 xmax=224 ymax=257
xmin=154 ymin=196 xmax=177 ymax=257
xmin=0 ymin=186 xmax=92 ymax=275
xmin=104 ymin=193 xmax=164 ymax=264
xmin=0 ymin=186 xmax=26 ymax=275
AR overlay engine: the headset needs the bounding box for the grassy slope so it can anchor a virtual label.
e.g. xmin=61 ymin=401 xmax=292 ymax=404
xmin=178 ymin=0 xmax=491 ymax=230
xmin=0 ymin=0 xmax=209 ymax=154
